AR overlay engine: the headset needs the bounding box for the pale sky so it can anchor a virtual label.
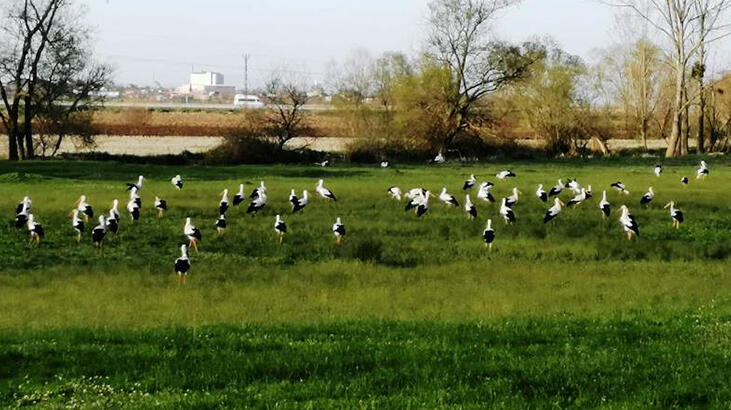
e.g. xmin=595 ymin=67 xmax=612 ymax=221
xmin=83 ymin=0 xmax=730 ymax=88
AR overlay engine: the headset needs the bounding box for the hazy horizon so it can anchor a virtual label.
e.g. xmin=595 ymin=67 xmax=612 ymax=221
xmin=84 ymin=0 xmax=731 ymax=89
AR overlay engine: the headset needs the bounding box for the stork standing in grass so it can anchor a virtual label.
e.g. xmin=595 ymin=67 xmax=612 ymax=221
xmin=405 ymin=187 xmax=427 ymax=200
xmin=505 ymin=187 xmax=521 ymax=207
xmin=71 ymin=209 xmax=84 ymax=242
xmin=610 ymin=181 xmax=629 ymax=195
xmin=233 ymin=184 xmax=245 ymax=206
xmin=171 ymin=174 xmax=183 ymax=190
xmin=543 ymin=197 xmax=565 ymax=223
xmin=216 ymin=214 xmax=227 ymax=236
xmin=477 ymin=182 xmax=495 ymax=203
xmin=16 ymin=196 xmax=32 ymax=215
xmin=681 ymin=177 xmax=689 ymax=185
xmin=27 ymin=214 xmax=44 ymax=246
xmin=439 ymin=187 xmax=459 ymax=207
xmin=619 ymin=205 xmax=639 ymax=240
xmin=274 ymin=214 xmax=287 ymax=244
xmin=107 ymin=200 xmax=120 ymax=234
xmin=654 ymin=164 xmax=662 ymax=177
xmin=482 ymin=219 xmax=495 ymax=250
xmin=585 ymin=185 xmax=593 ymax=199
xmin=219 ymin=189 xmax=229 ymax=215
xmin=548 ymin=179 xmax=564 ymax=197
xmin=496 ymin=170 xmax=516 ymax=180
xmin=332 ymin=217 xmax=346 ymax=245
xmin=640 ymin=187 xmax=654 ymax=206
xmin=76 ymin=195 xmax=93 ymax=221
xmin=246 ymin=191 xmax=267 ymax=214
xmin=387 ymin=186 xmax=402 ymax=201
xmin=380 ymin=161 xmax=390 ymax=168
xmin=129 ymin=186 xmax=142 ymax=208
xmin=126 ymin=175 xmax=144 ymax=192
xmin=464 ymin=194 xmax=477 ymax=220
xmin=697 ymin=160 xmax=709 ymax=179
xmin=499 ymin=198 xmax=515 ymax=224
xmin=15 ymin=198 xmax=30 ymax=229
xmin=599 ymin=190 xmax=611 ymax=219
xmin=126 ymin=198 xmax=140 ymax=221
xmin=290 ymin=189 xmax=309 ymax=213
xmin=567 ymin=179 xmax=582 ymax=195
xmin=664 ymin=201 xmax=684 ymax=229
xmin=154 ymin=196 xmax=167 ymax=217
xmin=463 ymin=174 xmax=476 ymax=190
xmin=174 ymin=244 xmax=191 ymax=284
xmin=250 ymin=181 xmax=266 ymax=200
xmin=184 ymin=217 xmax=202 ymax=252
xmin=91 ymin=215 xmax=107 ymax=248
xmin=415 ymin=191 xmax=431 ymax=217
xmin=316 ymin=179 xmax=337 ymax=201
xmin=536 ymin=184 xmax=547 ymax=203
xmin=566 ymin=188 xmax=587 ymax=208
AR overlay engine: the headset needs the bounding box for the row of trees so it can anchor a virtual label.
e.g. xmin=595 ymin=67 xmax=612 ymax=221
xmin=0 ymin=0 xmax=110 ymax=160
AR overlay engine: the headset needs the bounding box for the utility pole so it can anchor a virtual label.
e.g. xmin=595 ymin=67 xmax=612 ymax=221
xmin=243 ymin=53 xmax=250 ymax=95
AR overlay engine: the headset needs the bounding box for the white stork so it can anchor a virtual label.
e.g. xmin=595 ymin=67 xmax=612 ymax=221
xmin=610 ymin=181 xmax=629 ymax=195
xmin=71 ymin=209 xmax=84 ymax=242
xmin=681 ymin=177 xmax=689 ymax=185
xmin=496 ymin=170 xmax=516 ymax=180
xmin=107 ymin=200 xmax=120 ymax=234
xmin=697 ymin=160 xmax=709 ymax=179
xmin=250 ymin=181 xmax=266 ymax=200
xmin=246 ymin=191 xmax=267 ymax=214
xmin=316 ymin=179 xmax=337 ymax=201
xmin=543 ymin=197 xmax=565 ymax=223
xmin=290 ymin=189 xmax=309 ymax=213
xmin=91 ymin=215 xmax=107 ymax=248
xmin=219 ymin=189 xmax=229 ymax=215
xmin=567 ymin=179 xmax=582 ymax=195
xmin=15 ymin=197 xmax=30 ymax=229
xmin=126 ymin=175 xmax=144 ymax=192
xmin=566 ymin=188 xmax=587 ymax=208
xmin=27 ymin=214 xmax=44 ymax=245
xmin=599 ymin=190 xmax=610 ymax=219
xmin=405 ymin=187 xmax=427 ymax=200
xmin=654 ymin=164 xmax=662 ymax=177
xmin=76 ymin=195 xmax=94 ymax=221
xmin=274 ymin=214 xmax=287 ymax=244
xmin=332 ymin=217 xmax=346 ymax=245
xmin=619 ymin=205 xmax=639 ymax=240
xmin=171 ymin=174 xmax=183 ymax=190
xmin=154 ymin=196 xmax=167 ymax=217
xmin=174 ymin=244 xmax=191 ymax=284
xmin=482 ymin=219 xmax=495 ymax=250
xmin=439 ymin=187 xmax=459 ymax=207
xmin=233 ymin=184 xmax=245 ymax=206
xmin=548 ymin=179 xmax=564 ymax=197
xmin=380 ymin=161 xmax=390 ymax=168
xmin=536 ymin=184 xmax=548 ymax=203
xmin=664 ymin=201 xmax=684 ymax=229
xmin=184 ymin=217 xmax=202 ymax=252
xmin=505 ymin=187 xmax=521 ymax=207
xmin=216 ymin=214 xmax=227 ymax=235
xmin=499 ymin=198 xmax=515 ymax=224
xmin=387 ymin=186 xmax=402 ymax=201
xmin=129 ymin=186 xmax=142 ymax=208
xmin=126 ymin=198 xmax=140 ymax=221
xmin=477 ymin=182 xmax=495 ymax=203
xmin=463 ymin=174 xmax=476 ymax=190
xmin=432 ymin=152 xmax=445 ymax=164
xmin=640 ymin=187 xmax=654 ymax=206
xmin=464 ymin=194 xmax=477 ymax=219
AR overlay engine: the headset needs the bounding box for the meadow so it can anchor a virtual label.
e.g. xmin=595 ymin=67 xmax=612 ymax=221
xmin=1 ymin=157 xmax=730 ymax=407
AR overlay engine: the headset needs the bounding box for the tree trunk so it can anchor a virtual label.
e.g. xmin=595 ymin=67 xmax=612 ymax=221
xmin=697 ymin=79 xmax=705 ymax=153
xmin=665 ymin=68 xmax=684 ymax=158
xmin=8 ymin=128 xmax=19 ymax=161
xmin=681 ymin=86 xmax=689 ymax=156
xmin=641 ymin=118 xmax=648 ymax=150
xmin=24 ymin=96 xmax=35 ymax=159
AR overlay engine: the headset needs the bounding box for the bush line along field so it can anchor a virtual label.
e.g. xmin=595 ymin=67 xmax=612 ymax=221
xmin=1 ymin=157 xmax=730 ymax=407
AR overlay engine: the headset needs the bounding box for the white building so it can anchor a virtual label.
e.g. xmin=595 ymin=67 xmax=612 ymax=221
xmin=178 ymin=71 xmax=236 ymax=98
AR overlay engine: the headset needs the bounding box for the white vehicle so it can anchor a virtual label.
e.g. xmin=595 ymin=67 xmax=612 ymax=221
xmin=233 ymin=94 xmax=265 ymax=109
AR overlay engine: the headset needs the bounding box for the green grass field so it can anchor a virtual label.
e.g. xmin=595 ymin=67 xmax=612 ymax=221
xmin=1 ymin=157 xmax=730 ymax=407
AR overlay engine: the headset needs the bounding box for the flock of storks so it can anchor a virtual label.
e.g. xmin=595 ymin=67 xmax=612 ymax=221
xmin=11 ymin=160 xmax=709 ymax=283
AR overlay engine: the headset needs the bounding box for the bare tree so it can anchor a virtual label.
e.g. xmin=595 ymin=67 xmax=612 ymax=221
xmin=261 ymin=74 xmax=311 ymax=150
xmin=605 ymin=0 xmax=730 ymax=157
xmin=427 ymin=0 xmax=539 ymax=150
xmin=0 ymin=0 xmax=108 ymax=160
